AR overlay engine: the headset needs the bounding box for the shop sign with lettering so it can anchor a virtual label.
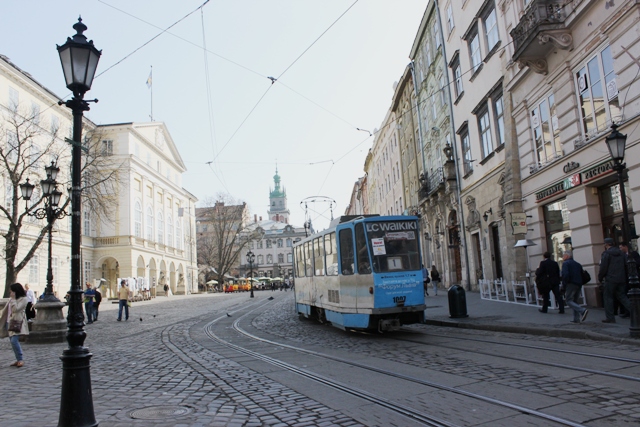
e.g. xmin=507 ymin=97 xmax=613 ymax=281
xmin=535 ymin=181 xmax=566 ymax=202
xmin=582 ymin=161 xmax=613 ymax=183
xmin=511 ymin=213 xmax=527 ymax=235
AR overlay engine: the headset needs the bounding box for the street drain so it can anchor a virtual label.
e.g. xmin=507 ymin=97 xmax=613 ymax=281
xmin=130 ymin=405 xmax=194 ymax=420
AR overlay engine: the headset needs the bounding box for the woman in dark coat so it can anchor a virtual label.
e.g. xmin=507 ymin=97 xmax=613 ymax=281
xmin=0 ymin=283 xmax=30 ymax=367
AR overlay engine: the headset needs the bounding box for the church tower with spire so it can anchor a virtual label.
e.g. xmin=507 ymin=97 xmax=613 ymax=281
xmin=268 ymin=167 xmax=290 ymax=223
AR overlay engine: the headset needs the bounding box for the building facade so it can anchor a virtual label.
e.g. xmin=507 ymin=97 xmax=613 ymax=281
xmin=0 ymin=55 xmax=198 ymax=299
xmin=504 ymin=0 xmax=640 ymax=305
xmin=239 ymin=170 xmax=307 ymax=281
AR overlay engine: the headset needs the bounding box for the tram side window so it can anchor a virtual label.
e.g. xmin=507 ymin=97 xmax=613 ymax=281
xmin=325 ymin=233 xmax=338 ymax=276
xmin=295 ymin=246 xmax=305 ymax=277
xmin=339 ymin=229 xmax=354 ymax=275
xmin=304 ymin=241 xmax=313 ymax=276
xmin=355 ymin=223 xmax=371 ymax=274
xmin=314 ymin=237 xmax=325 ymax=276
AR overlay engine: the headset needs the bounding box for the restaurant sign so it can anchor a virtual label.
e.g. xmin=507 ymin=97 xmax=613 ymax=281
xmin=535 ymin=173 xmax=581 ymax=203
xmin=582 ymin=161 xmax=614 ymax=183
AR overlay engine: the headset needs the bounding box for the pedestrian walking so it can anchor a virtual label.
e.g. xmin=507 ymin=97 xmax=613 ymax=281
xmin=535 ymin=252 xmax=564 ymax=314
xmin=164 ymin=283 xmax=169 ymax=297
xmin=422 ymin=265 xmax=430 ymax=297
xmin=117 ymin=280 xmax=131 ymax=321
xmin=617 ymin=242 xmax=639 ymax=316
xmin=93 ymin=288 xmax=102 ymax=321
xmin=599 ymin=238 xmax=631 ymax=323
xmin=561 ymin=251 xmax=588 ymax=324
xmin=430 ymin=265 xmax=440 ymax=296
xmin=24 ymin=283 xmax=37 ymax=322
xmin=0 ymin=283 xmax=29 ymax=367
xmin=84 ymin=282 xmax=96 ymax=324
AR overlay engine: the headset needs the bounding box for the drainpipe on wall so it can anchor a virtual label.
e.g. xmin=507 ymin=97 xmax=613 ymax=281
xmin=409 ymin=61 xmax=431 ymax=267
xmin=434 ymin=0 xmax=472 ymax=290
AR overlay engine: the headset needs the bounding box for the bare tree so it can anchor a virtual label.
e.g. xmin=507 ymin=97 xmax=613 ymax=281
xmin=0 ymin=102 xmax=122 ymax=297
xmin=196 ymin=194 xmax=254 ymax=287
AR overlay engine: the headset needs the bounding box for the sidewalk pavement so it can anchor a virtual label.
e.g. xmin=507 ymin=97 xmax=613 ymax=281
xmin=423 ymin=290 xmax=640 ymax=346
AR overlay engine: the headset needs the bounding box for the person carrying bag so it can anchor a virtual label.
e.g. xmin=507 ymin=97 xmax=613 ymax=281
xmin=0 ymin=283 xmax=30 ymax=367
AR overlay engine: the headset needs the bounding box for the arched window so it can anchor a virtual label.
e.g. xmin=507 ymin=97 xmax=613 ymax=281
xmin=157 ymin=211 xmax=164 ymax=245
xmin=146 ymin=207 xmax=154 ymax=241
xmin=267 ymin=254 xmax=273 ymax=264
xmin=175 ymin=219 xmax=182 ymax=250
xmin=167 ymin=214 xmax=173 ymax=247
xmin=134 ymin=201 xmax=142 ymax=237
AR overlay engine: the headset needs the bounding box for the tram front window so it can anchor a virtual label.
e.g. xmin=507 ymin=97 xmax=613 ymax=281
xmin=365 ymin=221 xmax=420 ymax=273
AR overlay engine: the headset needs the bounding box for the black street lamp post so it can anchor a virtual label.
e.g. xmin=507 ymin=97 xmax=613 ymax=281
xmin=605 ymin=123 xmax=640 ymax=338
xmin=56 ymin=17 xmax=101 ymax=427
xmin=20 ymin=161 xmax=70 ymax=302
xmin=247 ymin=251 xmax=255 ymax=298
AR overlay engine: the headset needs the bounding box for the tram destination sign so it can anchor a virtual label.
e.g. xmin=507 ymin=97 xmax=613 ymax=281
xmin=366 ymin=221 xmax=418 ymax=232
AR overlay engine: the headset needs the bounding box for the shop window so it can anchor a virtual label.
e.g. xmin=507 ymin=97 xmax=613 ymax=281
xmin=543 ymin=199 xmax=571 ymax=262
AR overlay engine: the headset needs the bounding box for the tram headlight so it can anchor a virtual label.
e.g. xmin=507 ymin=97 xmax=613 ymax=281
xmin=369 ymin=286 xmax=373 ymax=295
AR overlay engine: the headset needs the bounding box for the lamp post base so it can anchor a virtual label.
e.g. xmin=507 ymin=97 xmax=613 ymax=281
xmin=628 ymin=288 xmax=640 ymax=338
xmin=28 ymin=301 xmax=66 ymax=344
xmin=59 ymin=346 xmax=97 ymax=427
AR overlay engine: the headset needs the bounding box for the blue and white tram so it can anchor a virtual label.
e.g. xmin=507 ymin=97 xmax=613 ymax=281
xmin=293 ymin=215 xmax=426 ymax=332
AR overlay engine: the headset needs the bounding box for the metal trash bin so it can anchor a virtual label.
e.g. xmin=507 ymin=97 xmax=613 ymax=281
xmin=448 ymin=285 xmax=468 ymax=318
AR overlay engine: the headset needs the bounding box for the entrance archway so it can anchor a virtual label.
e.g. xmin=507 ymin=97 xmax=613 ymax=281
xmin=98 ymin=257 xmax=119 ymax=299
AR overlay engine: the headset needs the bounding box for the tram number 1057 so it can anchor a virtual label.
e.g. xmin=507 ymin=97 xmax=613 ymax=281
xmin=393 ymin=296 xmax=406 ymax=305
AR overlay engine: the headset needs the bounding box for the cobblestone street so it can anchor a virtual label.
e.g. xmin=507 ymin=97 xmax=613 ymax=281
xmin=0 ymin=293 xmax=363 ymax=427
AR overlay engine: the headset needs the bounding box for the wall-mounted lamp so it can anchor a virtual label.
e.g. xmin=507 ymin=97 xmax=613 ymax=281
xmin=483 ymin=208 xmax=493 ymax=222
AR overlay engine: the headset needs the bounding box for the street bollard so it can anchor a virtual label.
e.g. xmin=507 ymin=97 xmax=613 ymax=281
xmin=448 ymin=285 xmax=468 ymax=318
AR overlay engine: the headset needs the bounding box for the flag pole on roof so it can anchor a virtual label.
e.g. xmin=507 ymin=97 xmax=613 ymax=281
xmin=146 ymin=65 xmax=153 ymax=121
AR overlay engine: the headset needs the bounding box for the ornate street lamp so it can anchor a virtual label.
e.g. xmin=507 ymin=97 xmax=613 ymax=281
xmin=20 ymin=161 xmax=70 ymax=302
xmin=604 ymin=123 xmax=639 ymax=338
xmin=57 ymin=17 xmax=101 ymax=427
xmin=247 ymin=250 xmax=255 ymax=298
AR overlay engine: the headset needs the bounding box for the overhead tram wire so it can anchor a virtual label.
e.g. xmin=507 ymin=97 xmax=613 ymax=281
xmin=212 ymin=0 xmax=361 ymax=162
xmin=39 ymin=2 xmax=517 ymax=156
xmin=94 ymin=0 xmax=211 ymax=80
xmin=200 ymin=6 xmax=227 ymax=190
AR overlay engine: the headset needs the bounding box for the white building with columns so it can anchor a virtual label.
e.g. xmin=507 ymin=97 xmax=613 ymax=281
xmin=0 ymin=54 xmax=198 ymax=299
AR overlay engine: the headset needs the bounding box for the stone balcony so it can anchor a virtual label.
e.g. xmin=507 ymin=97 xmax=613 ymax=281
xmin=510 ymin=0 xmax=578 ymax=74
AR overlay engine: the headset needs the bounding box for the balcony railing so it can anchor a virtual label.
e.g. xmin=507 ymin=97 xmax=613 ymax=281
xmin=510 ymin=0 xmax=572 ymax=71
xmin=419 ymin=168 xmax=445 ymax=199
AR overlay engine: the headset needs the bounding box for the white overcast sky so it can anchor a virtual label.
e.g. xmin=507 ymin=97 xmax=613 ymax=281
xmin=2 ymin=0 xmax=427 ymax=230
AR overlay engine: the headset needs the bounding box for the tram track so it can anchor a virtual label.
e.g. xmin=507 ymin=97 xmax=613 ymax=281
xmin=391 ymin=330 xmax=640 ymax=383
xmin=205 ymin=298 xmax=588 ymax=427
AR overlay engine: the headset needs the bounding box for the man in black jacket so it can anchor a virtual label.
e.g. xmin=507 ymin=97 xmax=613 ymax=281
xmin=535 ymin=252 xmax=564 ymax=313
xmin=599 ymin=238 xmax=632 ymax=323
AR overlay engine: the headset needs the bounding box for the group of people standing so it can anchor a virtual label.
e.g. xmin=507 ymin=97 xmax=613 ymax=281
xmin=535 ymin=237 xmax=637 ymax=324
xmin=83 ymin=282 xmax=102 ymax=324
